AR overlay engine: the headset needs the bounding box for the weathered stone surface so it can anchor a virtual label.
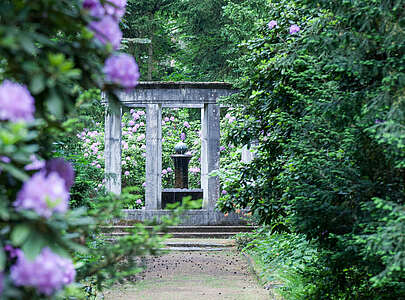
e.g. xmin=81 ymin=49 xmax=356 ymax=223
xmin=201 ymin=104 xmax=220 ymax=210
xmin=103 ymin=82 xmax=236 ymax=212
xmin=145 ymin=104 xmax=162 ymax=209
xmin=121 ymin=209 xmax=247 ymax=226
xmin=104 ymin=103 xmax=122 ymax=194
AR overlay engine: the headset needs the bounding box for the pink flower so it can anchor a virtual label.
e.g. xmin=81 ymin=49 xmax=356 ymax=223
xmin=164 ymin=117 xmax=169 ymax=122
xmin=140 ymin=122 xmax=144 ymax=126
xmin=180 ymin=132 xmax=186 ymax=140
xmin=162 ymin=169 xmax=167 ymax=175
xmin=221 ymin=190 xmax=228 ymax=195
xmin=128 ymin=120 xmax=135 ymax=126
xmin=136 ymin=199 xmax=142 ymax=204
xmin=142 ymin=182 xmax=146 ymax=187
xmin=170 ymin=116 xmax=175 ymax=121
xmin=104 ymin=53 xmax=140 ymax=89
xmin=289 ymin=24 xmax=300 ymax=34
xmin=220 ymin=146 xmax=225 ymax=152
xmin=167 ymin=167 xmax=173 ymax=172
xmin=267 ymin=20 xmax=277 ymax=29
xmin=96 ymin=164 xmax=101 ymax=168
xmin=183 ymin=121 xmax=190 ymax=128
xmin=137 ymin=134 xmax=145 ymax=141
xmin=124 ymin=171 xmax=130 ymax=176
xmin=138 ymin=110 xmax=145 ymax=115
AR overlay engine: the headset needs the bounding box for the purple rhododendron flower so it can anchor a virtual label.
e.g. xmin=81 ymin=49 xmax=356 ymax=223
xmin=142 ymin=182 xmax=146 ymax=187
xmin=104 ymin=53 xmax=140 ymax=89
xmin=24 ymin=154 xmax=45 ymax=171
xmin=167 ymin=167 xmax=173 ymax=172
xmin=170 ymin=116 xmax=175 ymax=122
xmin=14 ymin=171 xmax=69 ymax=218
xmin=124 ymin=171 xmax=130 ymax=176
xmin=220 ymin=146 xmax=225 ymax=152
xmin=180 ymin=132 xmax=186 ymax=141
xmin=137 ymin=134 xmax=145 ymax=141
xmin=83 ymin=0 xmax=105 ymax=18
xmin=0 ymin=156 xmax=11 ymax=163
xmin=183 ymin=121 xmax=190 ymax=128
xmin=221 ymin=190 xmax=228 ymax=195
xmin=267 ymin=20 xmax=277 ymax=29
xmin=10 ymin=247 xmax=75 ymax=296
xmin=45 ymin=158 xmax=75 ymax=189
xmin=0 ymin=80 xmax=35 ymax=122
xmin=104 ymin=0 xmax=127 ymax=20
xmin=136 ymin=199 xmax=142 ymax=205
xmin=90 ymin=15 xmax=122 ymax=49
xmin=164 ymin=117 xmax=169 ymax=122
xmin=162 ymin=169 xmax=167 ymax=175
xmin=289 ymin=24 xmax=300 ymax=34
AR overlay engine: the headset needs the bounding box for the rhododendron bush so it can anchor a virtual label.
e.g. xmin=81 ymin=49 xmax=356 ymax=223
xmin=0 ymin=1 xmax=168 ymax=299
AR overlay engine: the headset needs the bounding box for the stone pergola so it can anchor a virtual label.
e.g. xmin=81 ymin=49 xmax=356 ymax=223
xmin=103 ymin=82 xmax=234 ymax=213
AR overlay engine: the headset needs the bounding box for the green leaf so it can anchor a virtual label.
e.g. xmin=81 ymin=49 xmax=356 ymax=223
xmin=22 ymin=232 xmax=47 ymax=260
xmin=0 ymin=163 xmax=29 ymax=181
xmin=11 ymin=224 xmax=31 ymax=246
xmin=46 ymin=90 xmax=64 ymax=118
xmin=30 ymin=74 xmax=46 ymax=94
xmin=0 ymin=248 xmax=5 ymax=271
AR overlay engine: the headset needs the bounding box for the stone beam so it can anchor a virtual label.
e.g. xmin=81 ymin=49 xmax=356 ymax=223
xmin=113 ymin=82 xmax=235 ymax=106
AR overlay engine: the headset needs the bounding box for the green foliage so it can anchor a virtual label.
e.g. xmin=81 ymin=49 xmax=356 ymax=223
xmin=0 ymin=1 xmax=174 ymax=299
xmin=219 ymin=0 xmax=405 ymax=298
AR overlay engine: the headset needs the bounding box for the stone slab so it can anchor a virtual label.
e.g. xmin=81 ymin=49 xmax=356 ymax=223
xmin=121 ymin=209 xmax=247 ymax=226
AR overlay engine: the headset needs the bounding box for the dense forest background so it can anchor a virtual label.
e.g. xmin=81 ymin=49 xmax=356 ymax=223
xmin=123 ymin=0 xmax=405 ymax=298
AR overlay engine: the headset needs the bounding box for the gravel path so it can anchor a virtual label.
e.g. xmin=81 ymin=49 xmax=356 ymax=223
xmin=104 ymin=250 xmax=270 ymax=300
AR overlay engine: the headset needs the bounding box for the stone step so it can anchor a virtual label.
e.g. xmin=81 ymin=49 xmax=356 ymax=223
xmin=104 ymin=232 xmax=241 ymax=239
xmin=102 ymin=225 xmax=256 ymax=233
xmin=162 ymin=247 xmax=229 ymax=252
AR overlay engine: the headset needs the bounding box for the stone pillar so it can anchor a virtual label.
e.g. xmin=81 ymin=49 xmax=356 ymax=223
xmin=145 ymin=104 xmax=162 ymax=209
xmin=201 ymin=104 xmax=220 ymax=210
xmin=104 ymin=102 xmax=122 ymax=194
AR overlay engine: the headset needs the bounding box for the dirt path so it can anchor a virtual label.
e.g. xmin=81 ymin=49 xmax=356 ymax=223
xmin=104 ymin=250 xmax=270 ymax=300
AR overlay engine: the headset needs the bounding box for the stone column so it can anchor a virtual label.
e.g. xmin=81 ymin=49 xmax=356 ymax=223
xmin=104 ymin=102 xmax=122 ymax=194
xmin=201 ymin=103 xmax=220 ymax=210
xmin=145 ymin=104 xmax=162 ymax=209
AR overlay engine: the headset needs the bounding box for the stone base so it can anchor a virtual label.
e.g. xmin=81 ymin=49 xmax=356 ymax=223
xmin=161 ymin=188 xmax=203 ymax=209
xmin=121 ymin=209 xmax=247 ymax=226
